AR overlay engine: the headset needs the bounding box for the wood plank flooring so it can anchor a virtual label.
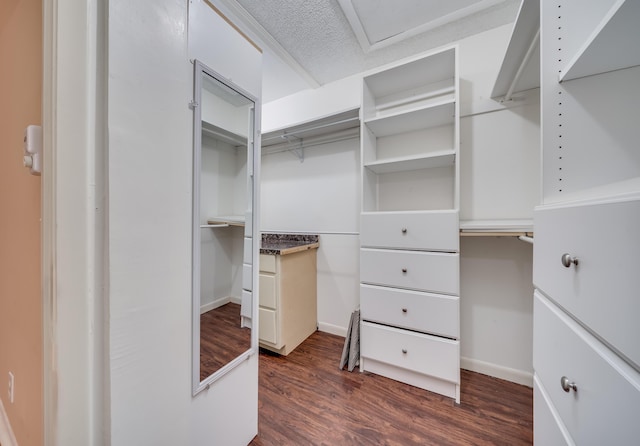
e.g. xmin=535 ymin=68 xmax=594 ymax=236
xmin=200 ymin=303 xmax=251 ymax=381
xmin=251 ymin=331 xmax=533 ymax=445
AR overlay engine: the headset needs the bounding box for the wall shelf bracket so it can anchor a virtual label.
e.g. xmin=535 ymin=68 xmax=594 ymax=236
xmin=282 ymin=133 xmax=304 ymax=163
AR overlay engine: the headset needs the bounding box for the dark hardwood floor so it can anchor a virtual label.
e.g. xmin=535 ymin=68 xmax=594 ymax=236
xmin=200 ymin=303 xmax=251 ymax=381
xmin=251 ymin=331 xmax=533 ymax=445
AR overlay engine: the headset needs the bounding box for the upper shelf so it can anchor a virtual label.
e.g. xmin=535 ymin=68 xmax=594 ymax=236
xmin=559 ymin=0 xmax=640 ymax=82
xmin=364 ymin=98 xmax=455 ymax=137
xmin=202 ymin=121 xmax=247 ymax=147
xmin=205 ymin=215 xmax=246 ymax=227
xmin=491 ymin=0 xmax=540 ymax=100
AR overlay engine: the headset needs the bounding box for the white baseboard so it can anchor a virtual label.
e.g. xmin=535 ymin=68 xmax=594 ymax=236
xmin=461 ymin=357 xmax=533 ymax=387
xmin=200 ymin=296 xmax=232 ymax=314
xmin=317 ymin=322 xmax=347 ymax=337
xmin=0 ymin=397 xmax=17 ymax=446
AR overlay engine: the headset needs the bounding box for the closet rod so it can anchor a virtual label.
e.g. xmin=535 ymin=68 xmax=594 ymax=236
xmin=503 ymin=28 xmax=540 ymax=102
xmin=262 ymin=129 xmax=359 ymax=156
xmin=261 ymin=116 xmax=360 ymax=143
xmin=518 ymin=235 xmax=534 ymax=244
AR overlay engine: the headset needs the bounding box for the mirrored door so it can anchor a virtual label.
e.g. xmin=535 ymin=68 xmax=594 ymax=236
xmin=192 ymin=60 xmax=258 ymax=395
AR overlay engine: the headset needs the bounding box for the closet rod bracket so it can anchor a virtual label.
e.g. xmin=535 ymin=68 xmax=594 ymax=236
xmin=282 ymin=133 xmax=304 ymax=163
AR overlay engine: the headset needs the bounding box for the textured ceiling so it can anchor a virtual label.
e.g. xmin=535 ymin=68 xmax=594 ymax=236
xmin=231 ymin=0 xmax=521 ymax=101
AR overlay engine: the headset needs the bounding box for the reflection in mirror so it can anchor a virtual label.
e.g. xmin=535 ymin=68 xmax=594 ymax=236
xmin=192 ymin=60 xmax=257 ymax=394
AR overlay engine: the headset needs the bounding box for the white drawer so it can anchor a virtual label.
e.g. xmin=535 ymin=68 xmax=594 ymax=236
xmin=259 ymin=273 xmax=276 ymax=310
xmin=242 ymin=263 xmax=252 ymax=291
xmin=533 ymin=292 xmax=640 ymax=445
xmin=533 ymin=375 xmax=573 ymax=446
xmin=259 ymin=253 xmax=276 ymax=273
xmin=361 ymin=210 xmax=459 ymax=251
xmin=361 ymin=322 xmax=459 ymax=383
xmin=360 ymin=248 xmax=459 ymax=295
xmin=243 ymin=237 xmax=252 ymax=265
xmin=534 ymin=198 xmax=640 ymax=368
xmin=259 ymin=307 xmax=277 ymax=345
xmin=360 ymin=284 xmax=459 ymax=339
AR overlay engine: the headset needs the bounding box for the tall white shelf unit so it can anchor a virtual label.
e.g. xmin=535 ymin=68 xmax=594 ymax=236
xmin=533 ymin=0 xmax=640 ymax=444
xmin=359 ymin=46 xmax=461 ymax=403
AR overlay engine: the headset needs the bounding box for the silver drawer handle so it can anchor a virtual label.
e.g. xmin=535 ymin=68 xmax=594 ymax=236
xmin=401 ymin=308 xmax=407 ymax=313
xmin=402 ymin=268 xmax=407 ymax=273
xmin=561 ymin=253 xmax=579 ymax=268
xmin=560 ymin=376 xmax=577 ymax=393
xmin=402 ymin=349 xmax=407 ymax=354
xmin=401 ymin=228 xmax=407 ymax=234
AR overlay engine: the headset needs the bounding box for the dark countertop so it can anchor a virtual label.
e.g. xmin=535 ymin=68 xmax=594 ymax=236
xmin=260 ymin=233 xmax=319 ymax=255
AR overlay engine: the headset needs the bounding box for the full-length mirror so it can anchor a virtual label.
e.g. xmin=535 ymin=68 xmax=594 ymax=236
xmin=192 ymin=60 xmax=258 ymax=394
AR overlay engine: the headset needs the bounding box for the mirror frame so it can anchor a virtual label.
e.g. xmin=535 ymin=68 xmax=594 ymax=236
xmin=191 ymin=59 xmax=260 ymax=396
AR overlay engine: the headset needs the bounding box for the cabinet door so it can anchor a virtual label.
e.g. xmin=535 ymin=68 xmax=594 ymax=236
xmin=534 ymin=198 xmax=640 ymax=369
xmin=360 ymin=248 xmax=459 ymax=295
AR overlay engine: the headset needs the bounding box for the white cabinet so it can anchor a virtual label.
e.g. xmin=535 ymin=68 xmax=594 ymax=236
xmin=534 ymin=1 xmax=640 ymax=443
xmin=359 ymin=46 xmax=460 ymax=403
xmin=258 ymin=250 xmax=318 ymax=355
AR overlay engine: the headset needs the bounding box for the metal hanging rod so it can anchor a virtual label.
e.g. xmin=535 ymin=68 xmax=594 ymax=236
xmin=261 ymin=116 xmax=360 ymax=144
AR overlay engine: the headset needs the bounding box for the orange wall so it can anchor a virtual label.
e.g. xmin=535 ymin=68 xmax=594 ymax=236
xmin=0 ymin=0 xmax=43 ymax=445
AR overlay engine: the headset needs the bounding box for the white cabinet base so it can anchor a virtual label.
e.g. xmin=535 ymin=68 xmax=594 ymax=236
xmin=361 ymin=358 xmax=460 ymax=402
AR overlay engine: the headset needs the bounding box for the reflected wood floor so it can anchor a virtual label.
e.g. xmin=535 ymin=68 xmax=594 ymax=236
xmin=200 ymin=303 xmax=250 ymax=381
xmin=251 ymin=331 xmax=533 ymax=445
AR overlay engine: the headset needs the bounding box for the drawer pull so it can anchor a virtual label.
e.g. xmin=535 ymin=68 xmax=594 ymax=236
xmin=560 ymin=376 xmax=578 ymax=393
xmin=401 ymin=308 xmax=408 ymax=313
xmin=402 ymin=268 xmax=407 ymax=273
xmin=561 ymin=253 xmax=579 ymax=268
xmin=401 ymin=228 xmax=407 ymax=234
xmin=402 ymin=349 xmax=408 ymax=354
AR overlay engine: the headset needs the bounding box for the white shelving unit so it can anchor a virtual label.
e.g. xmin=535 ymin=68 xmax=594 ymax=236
xmin=359 ymin=46 xmax=461 ymax=403
xmin=534 ymin=1 xmax=640 ymax=444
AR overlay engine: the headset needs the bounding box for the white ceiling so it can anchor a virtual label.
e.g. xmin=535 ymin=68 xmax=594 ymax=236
xmin=218 ymin=0 xmax=521 ymax=102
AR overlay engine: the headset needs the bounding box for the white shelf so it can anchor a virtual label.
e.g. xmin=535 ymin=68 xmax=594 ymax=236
xmin=364 ymin=99 xmax=455 ymax=137
xmin=206 ymin=215 xmax=245 ymax=227
xmin=491 ymin=0 xmax=540 ymax=99
xmin=364 ymin=150 xmax=455 ymax=174
xmin=560 ymin=0 xmax=640 ymax=82
xmin=459 ymin=219 xmax=533 ymax=236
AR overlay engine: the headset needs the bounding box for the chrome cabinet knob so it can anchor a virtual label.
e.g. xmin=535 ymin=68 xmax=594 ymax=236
xmin=561 ymin=253 xmax=579 ymax=268
xmin=401 ymin=228 xmax=407 ymax=234
xmin=401 ymin=268 xmax=407 ymax=273
xmin=560 ymin=376 xmax=577 ymax=393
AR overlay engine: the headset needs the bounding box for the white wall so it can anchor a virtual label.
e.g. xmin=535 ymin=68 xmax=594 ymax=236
xmin=261 ymin=23 xmax=537 ymax=383
xmin=261 ymin=137 xmax=360 ymax=335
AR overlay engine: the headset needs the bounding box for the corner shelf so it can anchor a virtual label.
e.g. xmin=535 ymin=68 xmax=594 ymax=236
xmin=560 ymin=0 xmax=640 ymax=82
xmin=491 ymin=0 xmax=540 ymax=100
xmin=364 ymin=150 xmax=455 ymax=174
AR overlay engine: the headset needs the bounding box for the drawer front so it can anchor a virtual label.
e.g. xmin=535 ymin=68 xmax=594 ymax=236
xmin=360 ymin=248 xmax=459 ymax=295
xmin=242 ymin=263 xmax=252 ymax=291
xmin=259 ymin=253 xmax=276 ymax=273
xmin=533 ymin=375 xmax=573 ymax=446
xmin=361 ymin=210 xmax=459 ymax=251
xmin=361 ymin=322 xmax=459 ymax=383
xmin=243 ymin=237 xmax=252 ymax=265
xmin=259 ymin=307 xmax=277 ymax=344
xmin=259 ymin=273 xmax=277 ymax=310
xmin=240 ymin=290 xmax=252 ymax=318
xmin=360 ymin=284 xmax=459 ymax=338
xmin=534 ymin=198 xmax=640 ymax=368
xmin=533 ymin=292 xmax=640 ymax=445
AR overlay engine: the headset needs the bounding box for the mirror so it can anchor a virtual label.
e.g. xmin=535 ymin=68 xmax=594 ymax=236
xmin=192 ymin=60 xmax=258 ymax=394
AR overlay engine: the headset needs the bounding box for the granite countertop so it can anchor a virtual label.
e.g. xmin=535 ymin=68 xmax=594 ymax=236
xmin=260 ymin=233 xmax=319 ymax=255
